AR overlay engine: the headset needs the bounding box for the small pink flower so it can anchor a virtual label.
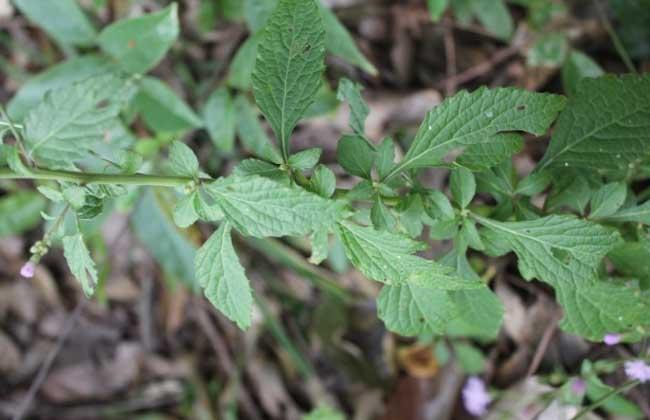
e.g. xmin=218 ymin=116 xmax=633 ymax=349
xmin=570 ymin=378 xmax=586 ymax=395
xmin=20 ymin=262 xmax=35 ymax=278
xmin=603 ymin=333 xmax=621 ymax=346
xmin=462 ymin=376 xmax=491 ymax=417
xmin=624 ymin=360 xmax=650 ymax=383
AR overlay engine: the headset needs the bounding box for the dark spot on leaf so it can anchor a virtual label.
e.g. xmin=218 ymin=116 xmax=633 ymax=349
xmin=128 ymin=39 xmax=137 ymax=49
xmin=96 ymin=99 xmax=110 ymax=109
xmin=517 ymin=104 xmax=526 ymax=111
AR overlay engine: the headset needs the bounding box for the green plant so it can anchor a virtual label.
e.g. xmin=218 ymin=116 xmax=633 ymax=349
xmin=2 ymin=0 xmax=650 ymax=355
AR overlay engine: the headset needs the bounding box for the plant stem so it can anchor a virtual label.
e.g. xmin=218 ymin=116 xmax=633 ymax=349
xmin=0 ymin=166 xmax=200 ymax=187
xmin=593 ymin=0 xmax=637 ymax=74
xmin=570 ymin=380 xmax=639 ymax=420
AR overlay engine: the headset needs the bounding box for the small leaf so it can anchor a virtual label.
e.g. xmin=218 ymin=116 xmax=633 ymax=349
xmin=310 ymin=164 xmax=336 ymax=198
xmin=336 ymin=78 xmax=369 ymax=136
xmin=234 ymin=95 xmax=283 ymax=164
xmin=98 ymin=3 xmax=179 ymax=74
xmin=0 ymin=191 xmax=46 ymax=237
xmin=424 ymin=190 xmax=455 ymax=220
xmin=309 ymin=226 xmax=329 ymax=264
xmin=527 ymin=33 xmax=569 ymax=68
xmin=196 ymin=222 xmax=253 ymax=329
xmin=203 ymin=87 xmax=236 ymax=153
xmin=472 ymin=0 xmax=513 ymax=40
xmin=251 ymin=0 xmax=325 ymax=160
xmin=376 ymin=137 xmax=396 ymax=180
xmin=427 ymin=0 xmax=449 ymax=21
xmin=62 ymin=234 xmax=98 ymax=297
xmin=134 ymin=77 xmax=202 ymax=133
xmin=227 ymin=34 xmax=261 ymax=90
xmin=589 ymin=182 xmax=627 ymax=219
xmin=234 ymin=158 xmax=285 ymax=181
xmin=63 ymin=186 xmax=86 ymax=210
xmin=606 ymin=200 xmax=650 ymax=225
xmin=461 ymin=218 xmax=484 ymax=251
xmin=515 ymin=171 xmax=551 ymax=196
xmin=450 ymin=167 xmax=476 ymax=209
xmin=173 ymin=192 xmax=200 ymax=228
xmin=371 ymin=198 xmax=396 ymax=231
xmin=336 ymin=135 xmax=375 ymax=179
xmin=168 ymin=141 xmax=199 ymax=178
xmin=288 ymin=148 xmax=322 ymax=170
xmin=561 ymin=51 xmax=604 ymax=96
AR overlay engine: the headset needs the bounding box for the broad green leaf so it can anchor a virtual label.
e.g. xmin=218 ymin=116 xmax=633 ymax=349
xmin=23 ymin=73 xmax=136 ymax=168
xmin=450 ymin=167 xmax=476 ymax=208
xmin=605 ymin=200 xmax=650 ymax=225
xmin=8 ymin=55 xmax=114 ymax=121
xmin=319 ymin=2 xmax=377 ymax=75
xmin=336 ymin=78 xmax=369 ymax=136
xmin=131 ymin=189 xmax=196 ymax=288
xmin=98 ymin=4 xmax=179 ymax=74
xmin=472 ymin=0 xmax=513 ymax=40
xmin=428 ymin=0 xmax=449 ymax=21
xmin=336 ymin=135 xmax=375 ymax=179
xmin=589 ymin=182 xmax=626 ymax=219
xmin=195 ymin=222 xmax=253 ymax=329
xmin=227 ymin=34 xmax=262 ymax=90
xmin=0 ymin=191 xmax=46 ymax=237
xmin=561 ymin=51 xmax=604 ymax=96
xmin=288 ymin=148 xmax=321 ymax=170
xmin=134 ymin=77 xmax=202 ymax=133
xmin=13 ymin=0 xmax=97 ymax=47
xmin=251 ymin=0 xmax=325 ymax=160
xmin=62 ymin=234 xmax=98 ymax=297
xmin=527 ymin=33 xmax=568 ymax=68
xmin=457 ymin=133 xmax=523 ymax=171
xmin=203 ymin=87 xmax=236 ymax=153
xmin=538 ymin=75 xmax=650 ymax=171
xmin=234 ymin=95 xmax=283 ymax=164
xmin=387 ymin=87 xmax=565 ymax=179
xmin=205 ymin=175 xmax=345 ymax=237
xmin=168 ymin=141 xmax=199 ymax=178
xmin=310 ymin=164 xmax=336 ymax=198
xmin=378 ymin=284 xmax=457 ymax=336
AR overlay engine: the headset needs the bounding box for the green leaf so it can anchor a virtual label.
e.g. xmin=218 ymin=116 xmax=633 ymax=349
xmin=8 ymin=55 xmax=114 ymax=121
xmin=538 ymin=75 xmax=650 ymax=172
xmin=527 ymin=33 xmax=569 ymax=68
xmin=461 ymin=218 xmax=484 ymax=251
xmin=205 ymin=175 xmax=345 ymax=237
xmin=195 ymin=222 xmax=253 ymax=329
xmin=23 ymin=73 xmax=136 ymax=168
xmin=251 ymin=0 xmax=325 ymax=160
xmin=454 ymin=343 xmax=486 ymax=374
xmin=234 ymin=95 xmax=283 ymax=164
xmin=609 ymin=240 xmax=650 ymax=289
xmin=234 ymin=158 xmax=285 ymax=181
xmin=589 ymin=182 xmax=627 ymax=219
xmin=604 ymin=200 xmax=650 ymax=225
xmin=227 ymin=34 xmax=261 ymax=90
xmin=134 ymin=77 xmax=202 ymax=133
xmin=336 ymin=78 xmax=369 ymax=136
xmin=371 ymin=198 xmax=396 ymax=231
xmin=173 ymin=193 xmax=200 ymax=228
xmin=288 ymin=148 xmax=321 ymax=170
xmin=424 ymin=190 xmax=455 ymax=220
xmin=472 ymin=0 xmax=513 ymax=40
xmin=63 ymin=186 xmax=86 ymax=210
xmin=98 ymin=3 xmax=179 ymax=74
xmin=168 ymin=141 xmax=199 ymax=178
xmin=318 ymin=2 xmax=377 ymax=75
xmin=376 ymin=137 xmax=396 ymax=180
xmin=450 ymin=167 xmax=476 ymax=209
xmin=203 ymin=87 xmax=236 ymax=153
xmin=388 ymin=87 xmax=565 ymax=178
xmin=561 ymin=51 xmax=604 ymax=96
xmin=309 ymin=226 xmax=329 ymax=264
xmin=244 ymin=0 xmax=276 ymax=32
xmin=304 ymin=405 xmax=345 ymax=420
xmin=428 ymin=0 xmax=449 ymax=21
xmin=0 ymin=191 xmax=46 ymax=237
xmin=310 ymin=164 xmax=336 ymax=198
xmin=336 ymin=135 xmax=375 ymax=179
xmin=13 ymin=0 xmax=97 ymax=47
xmin=456 ymin=133 xmax=523 ymax=170
xmin=62 ymin=234 xmax=98 ymax=297
xmin=515 ymin=171 xmax=551 ymax=196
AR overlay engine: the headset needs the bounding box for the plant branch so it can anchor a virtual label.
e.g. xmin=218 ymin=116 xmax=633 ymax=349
xmin=570 ymin=380 xmax=639 ymax=420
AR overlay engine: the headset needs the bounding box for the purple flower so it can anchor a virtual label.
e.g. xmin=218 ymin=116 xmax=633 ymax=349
xmin=570 ymin=378 xmax=586 ymax=395
xmin=20 ymin=262 xmax=35 ymax=278
xmin=624 ymin=360 xmax=650 ymax=383
xmin=462 ymin=376 xmax=491 ymax=417
xmin=603 ymin=333 xmax=621 ymax=346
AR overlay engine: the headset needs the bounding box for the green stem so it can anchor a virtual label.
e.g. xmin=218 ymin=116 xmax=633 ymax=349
xmin=570 ymin=380 xmax=639 ymax=420
xmin=0 ymin=166 xmax=201 ymax=187
xmin=0 ymin=120 xmax=24 ymax=130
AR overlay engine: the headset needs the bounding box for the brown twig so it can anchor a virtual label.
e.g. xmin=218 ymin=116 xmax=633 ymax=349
xmin=526 ymin=312 xmax=562 ymax=378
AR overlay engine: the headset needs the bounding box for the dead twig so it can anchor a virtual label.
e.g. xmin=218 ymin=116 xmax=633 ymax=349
xmin=526 ymin=312 xmax=562 ymax=378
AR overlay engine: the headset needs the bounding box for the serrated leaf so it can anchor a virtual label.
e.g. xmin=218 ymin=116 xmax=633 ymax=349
xmin=605 ymin=200 xmax=650 ymax=225
xmin=0 ymin=191 xmax=46 ymax=237
xmin=23 ymin=73 xmax=136 ymax=168
xmin=98 ymin=4 xmax=179 ymax=74
xmin=336 ymin=135 xmax=375 ymax=179
xmin=195 ymin=222 xmax=253 ymax=329
xmin=134 ymin=77 xmax=202 ymax=133
xmin=168 ymin=141 xmax=199 ymax=178
xmin=589 ymin=182 xmax=627 ymax=219
xmin=251 ymin=0 xmax=325 ymax=161
xmin=386 ymin=87 xmax=565 ymax=179
xmin=288 ymin=148 xmax=321 ymax=170
xmin=457 ymin=133 xmax=523 ymax=170
xmin=336 ymin=78 xmax=369 ymax=135
xmin=13 ymin=0 xmax=97 ymax=47
xmin=450 ymin=167 xmax=476 ymax=209
xmin=62 ymin=234 xmax=98 ymax=297
xmin=206 ymin=175 xmax=345 ymax=237
xmin=538 ymin=75 xmax=650 ymax=171
xmin=203 ymin=87 xmax=236 ymax=153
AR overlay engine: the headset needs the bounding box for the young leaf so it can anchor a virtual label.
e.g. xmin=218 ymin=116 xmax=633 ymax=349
xmin=450 ymin=167 xmax=476 ymax=209
xmin=98 ymin=3 xmax=179 ymax=74
xmin=203 ymin=87 xmax=236 ymax=153
xmin=336 ymin=78 xmax=369 ymax=136
xmin=472 ymin=0 xmax=513 ymax=41
xmin=173 ymin=193 xmax=200 ymax=228
xmin=168 ymin=141 xmax=199 ymax=178
xmin=288 ymin=148 xmax=322 ymax=170
xmin=251 ymin=0 xmax=326 ymax=161
xmin=424 ymin=190 xmax=455 ymax=220
xmin=310 ymin=164 xmax=336 ymax=198
xmin=195 ymin=222 xmax=253 ymax=329
xmin=336 ymin=135 xmax=375 ymax=179
xmin=538 ymin=75 xmax=650 ymax=171
xmin=62 ymin=234 xmax=98 ymax=297
xmin=386 ymin=87 xmax=565 ymax=179
xmin=371 ymin=198 xmax=396 ymax=231
xmin=527 ymin=33 xmax=569 ymax=68
xmin=134 ymin=77 xmax=203 ymax=133
xmin=375 ymin=138 xmax=396 ymax=180
xmin=589 ymin=182 xmax=627 ymax=219
xmin=205 ymin=175 xmax=346 ymax=237
xmin=234 ymin=158 xmax=285 ymax=181
xmin=13 ymin=0 xmax=97 ymax=47
xmin=23 ymin=73 xmax=136 ymax=168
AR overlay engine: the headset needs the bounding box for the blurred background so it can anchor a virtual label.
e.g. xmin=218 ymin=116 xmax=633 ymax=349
xmin=0 ymin=0 xmax=649 ymax=419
